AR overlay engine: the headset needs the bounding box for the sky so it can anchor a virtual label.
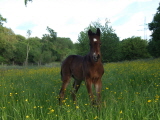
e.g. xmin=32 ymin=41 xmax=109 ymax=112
xmin=0 ymin=0 xmax=159 ymax=43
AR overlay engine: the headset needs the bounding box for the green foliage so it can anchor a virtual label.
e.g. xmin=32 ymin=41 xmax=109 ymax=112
xmin=56 ymin=37 xmax=75 ymax=61
xmin=120 ymin=37 xmax=150 ymax=60
xmin=27 ymin=37 xmax=42 ymax=64
xmin=42 ymin=26 xmax=57 ymax=43
xmin=100 ymin=24 xmax=120 ymax=62
xmin=41 ymin=38 xmax=58 ymax=63
xmin=0 ymin=23 xmax=74 ymax=65
xmin=0 ymin=56 xmax=5 ymax=63
xmin=16 ymin=34 xmax=26 ymax=41
xmin=76 ymin=30 xmax=89 ymax=56
xmin=148 ymin=40 xmax=160 ymax=57
xmin=41 ymin=51 xmax=54 ymax=63
xmin=0 ymin=26 xmax=17 ymax=43
xmin=0 ymin=14 xmax=7 ymax=26
xmin=42 ymin=26 xmax=74 ymax=62
xmin=41 ymin=27 xmax=58 ymax=62
xmin=76 ymin=21 xmax=120 ymax=62
xmin=75 ymin=21 xmax=151 ymax=62
xmin=148 ymin=3 xmax=160 ymax=57
xmin=14 ymin=42 xmax=27 ymax=64
xmin=46 ymin=26 xmax=57 ymax=41
xmin=0 ymin=26 xmax=17 ymax=63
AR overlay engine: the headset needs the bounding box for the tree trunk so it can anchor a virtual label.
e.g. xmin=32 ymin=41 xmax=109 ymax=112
xmin=25 ymin=43 xmax=30 ymax=66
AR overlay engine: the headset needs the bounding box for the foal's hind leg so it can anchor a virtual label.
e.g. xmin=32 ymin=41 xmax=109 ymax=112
xmin=71 ymin=80 xmax=82 ymax=102
xmin=59 ymin=75 xmax=71 ymax=105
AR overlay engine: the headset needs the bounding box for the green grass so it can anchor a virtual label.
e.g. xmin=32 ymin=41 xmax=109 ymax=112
xmin=0 ymin=59 xmax=160 ymax=120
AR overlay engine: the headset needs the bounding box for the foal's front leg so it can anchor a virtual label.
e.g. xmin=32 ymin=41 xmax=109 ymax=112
xmin=85 ymin=79 xmax=95 ymax=105
xmin=95 ymin=79 xmax=102 ymax=105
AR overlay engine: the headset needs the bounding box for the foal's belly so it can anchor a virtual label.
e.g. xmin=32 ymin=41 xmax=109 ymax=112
xmin=72 ymin=70 xmax=84 ymax=80
xmin=70 ymin=56 xmax=84 ymax=80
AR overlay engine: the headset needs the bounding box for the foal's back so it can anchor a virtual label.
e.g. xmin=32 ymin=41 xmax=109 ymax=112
xmin=61 ymin=55 xmax=84 ymax=80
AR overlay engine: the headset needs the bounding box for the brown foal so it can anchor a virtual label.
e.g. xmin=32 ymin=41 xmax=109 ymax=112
xmin=59 ymin=28 xmax=104 ymax=105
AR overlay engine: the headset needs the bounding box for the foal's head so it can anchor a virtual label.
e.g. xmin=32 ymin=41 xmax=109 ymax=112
xmin=88 ymin=28 xmax=101 ymax=62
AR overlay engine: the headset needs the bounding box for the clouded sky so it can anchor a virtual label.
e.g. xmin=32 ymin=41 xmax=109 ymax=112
xmin=0 ymin=0 xmax=159 ymax=42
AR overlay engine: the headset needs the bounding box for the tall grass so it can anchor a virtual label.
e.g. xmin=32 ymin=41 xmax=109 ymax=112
xmin=0 ymin=59 xmax=159 ymax=120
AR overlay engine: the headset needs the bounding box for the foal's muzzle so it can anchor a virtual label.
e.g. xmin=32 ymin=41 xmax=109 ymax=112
xmin=93 ymin=53 xmax=100 ymax=62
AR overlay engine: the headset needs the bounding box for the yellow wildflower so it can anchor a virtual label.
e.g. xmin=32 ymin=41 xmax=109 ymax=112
xmin=10 ymin=93 xmax=13 ymax=96
xmin=50 ymin=109 xmax=54 ymax=112
xmin=155 ymin=95 xmax=159 ymax=99
xmin=48 ymin=109 xmax=54 ymax=114
xmin=120 ymin=110 xmax=123 ymax=114
xmin=94 ymin=116 xmax=98 ymax=119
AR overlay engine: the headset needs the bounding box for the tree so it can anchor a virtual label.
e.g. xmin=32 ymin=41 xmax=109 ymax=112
xmin=76 ymin=30 xmax=90 ymax=56
xmin=26 ymin=37 xmax=42 ymax=64
xmin=16 ymin=34 xmax=26 ymax=41
xmin=0 ymin=39 xmax=16 ymax=64
xmin=0 ymin=27 xmax=17 ymax=43
xmin=76 ymin=21 xmax=120 ymax=62
xmin=0 ymin=14 xmax=7 ymax=26
xmin=25 ymin=30 xmax=32 ymax=66
xmin=56 ymin=37 xmax=75 ymax=61
xmin=42 ymin=26 xmax=57 ymax=43
xmin=100 ymin=23 xmax=120 ymax=62
xmin=46 ymin=26 xmax=57 ymax=41
xmin=14 ymin=42 xmax=27 ymax=65
xmin=120 ymin=37 xmax=150 ymax=60
xmin=0 ymin=56 xmax=5 ymax=64
xmin=148 ymin=3 xmax=160 ymax=57
xmin=27 ymin=30 xmax=32 ymax=38
xmin=0 ymin=26 xmax=17 ymax=64
xmin=25 ymin=0 xmax=32 ymax=6
xmin=0 ymin=14 xmax=76 ymax=64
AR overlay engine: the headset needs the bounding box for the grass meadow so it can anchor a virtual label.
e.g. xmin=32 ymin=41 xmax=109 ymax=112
xmin=0 ymin=59 xmax=160 ymax=120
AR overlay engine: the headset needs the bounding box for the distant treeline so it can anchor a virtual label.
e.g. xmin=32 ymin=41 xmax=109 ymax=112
xmin=0 ymin=21 xmax=152 ymax=65
xmin=76 ymin=22 xmax=150 ymax=62
xmin=0 ymin=25 xmax=75 ymax=65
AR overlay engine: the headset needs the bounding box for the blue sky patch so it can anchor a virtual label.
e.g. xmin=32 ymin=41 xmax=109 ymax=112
xmin=16 ymin=21 xmax=36 ymax=30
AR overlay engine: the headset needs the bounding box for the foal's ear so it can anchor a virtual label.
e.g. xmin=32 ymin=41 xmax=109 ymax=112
xmin=88 ymin=29 xmax=93 ymax=36
xmin=96 ymin=28 xmax=100 ymax=36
